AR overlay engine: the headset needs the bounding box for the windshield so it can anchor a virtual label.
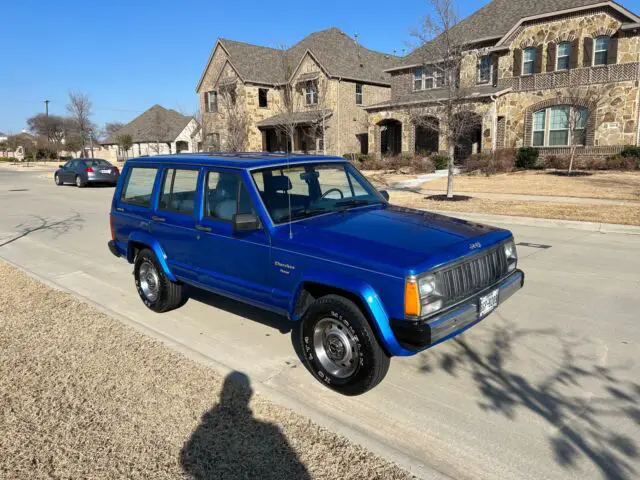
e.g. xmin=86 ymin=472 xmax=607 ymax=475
xmin=251 ymin=162 xmax=384 ymax=224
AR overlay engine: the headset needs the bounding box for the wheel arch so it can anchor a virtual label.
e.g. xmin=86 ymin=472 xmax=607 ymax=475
xmin=126 ymin=232 xmax=177 ymax=282
xmin=290 ymin=274 xmax=412 ymax=357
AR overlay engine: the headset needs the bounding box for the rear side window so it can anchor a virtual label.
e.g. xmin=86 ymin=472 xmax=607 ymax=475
xmin=121 ymin=167 xmax=158 ymax=207
xmin=205 ymin=171 xmax=254 ymax=221
xmin=159 ymin=168 xmax=199 ymax=215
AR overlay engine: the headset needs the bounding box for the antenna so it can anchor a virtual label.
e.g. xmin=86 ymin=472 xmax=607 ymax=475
xmin=287 ymin=131 xmax=292 ymax=240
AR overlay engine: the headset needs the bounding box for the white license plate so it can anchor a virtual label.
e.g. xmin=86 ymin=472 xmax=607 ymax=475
xmin=479 ymin=289 xmax=499 ymax=317
xmin=100 ymin=169 xmax=111 ymax=174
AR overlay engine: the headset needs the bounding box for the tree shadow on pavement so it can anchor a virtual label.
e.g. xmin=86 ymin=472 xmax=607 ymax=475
xmin=180 ymin=371 xmax=311 ymax=480
xmin=418 ymin=321 xmax=639 ymax=480
xmin=0 ymin=213 xmax=84 ymax=248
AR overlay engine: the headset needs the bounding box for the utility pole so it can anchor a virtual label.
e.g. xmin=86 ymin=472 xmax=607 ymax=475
xmin=44 ymin=99 xmax=50 ymax=142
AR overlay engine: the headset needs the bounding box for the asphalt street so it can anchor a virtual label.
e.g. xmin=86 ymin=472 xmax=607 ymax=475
xmin=1 ymin=166 xmax=639 ymax=480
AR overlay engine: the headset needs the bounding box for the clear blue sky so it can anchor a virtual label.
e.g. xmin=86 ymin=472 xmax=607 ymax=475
xmin=0 ymin=0 xmax=490 ymax=134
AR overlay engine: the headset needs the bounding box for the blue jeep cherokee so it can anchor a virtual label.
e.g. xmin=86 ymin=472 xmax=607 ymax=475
xmin=108 ymin=153 xmax=524 ymax=395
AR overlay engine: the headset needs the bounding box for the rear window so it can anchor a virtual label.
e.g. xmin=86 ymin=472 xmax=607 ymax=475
xmin=84 ymin=159 xmax=110 ymax=166
xmin=159 ymin=168 xmax=199 ymax=215
xmin=121 ymin=167 xmax=158 ymax=207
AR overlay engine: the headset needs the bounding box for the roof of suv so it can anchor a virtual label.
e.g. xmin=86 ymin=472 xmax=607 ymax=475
xmin=127 ymin=153 xmax=346 ymax=170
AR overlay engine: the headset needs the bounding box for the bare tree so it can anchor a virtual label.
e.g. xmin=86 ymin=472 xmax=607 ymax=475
xmin=557 ymin=87 xmax=601 ymax=175
xmin=305 ymin=76 xmax=331 ymax=154
xmin=66 ymin=91 xmax=94 ymax=155
xmin=217 ymin=84 xmax=249 ymax=152
xmin=273 ymin=45 xmax=299 ymax=153
xmin=148 ymin=108 xmax=170 ymax=155
xmin=104 ymin=122 xmax=125 ymax=139
xmin=407 ymin=0 xmax=482 ymax=199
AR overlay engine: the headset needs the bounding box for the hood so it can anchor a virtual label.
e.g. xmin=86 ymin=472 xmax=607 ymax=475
xmin=273 ymin=205 xmax=512 ymax=277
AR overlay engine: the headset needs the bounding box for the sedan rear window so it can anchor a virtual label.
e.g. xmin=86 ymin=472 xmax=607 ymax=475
xmin=121 ymin=167 xmax=158 ymax=207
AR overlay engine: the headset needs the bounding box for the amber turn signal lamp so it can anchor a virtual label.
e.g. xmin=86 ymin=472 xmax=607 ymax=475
xmin=404 ymin=279 xmax=421 ymax=317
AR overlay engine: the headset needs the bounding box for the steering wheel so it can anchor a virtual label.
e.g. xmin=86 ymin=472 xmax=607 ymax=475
xmin=320 ymin=188 xmax=344 ymax=200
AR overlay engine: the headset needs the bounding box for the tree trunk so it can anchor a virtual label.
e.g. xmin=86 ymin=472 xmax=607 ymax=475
xmin=447 ymin=143 xmax=455 ymax=199
xmin=568 ymin=145 xmax=577 ymax=176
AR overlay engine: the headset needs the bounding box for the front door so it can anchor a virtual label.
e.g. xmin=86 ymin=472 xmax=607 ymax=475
xmin=196 ymin=169 xmax=273 ymax=308
xmin=150 ymin=166 xmax=201 ymax=281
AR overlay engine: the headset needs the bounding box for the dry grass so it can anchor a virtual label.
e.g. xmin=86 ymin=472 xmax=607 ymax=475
xmin=423 ymin=170 xmax=640 ymax=201
xmin=0 ymin=261 xmax=413 ymax=480
xmin=390 ymin=190 xmax=640 ymax=226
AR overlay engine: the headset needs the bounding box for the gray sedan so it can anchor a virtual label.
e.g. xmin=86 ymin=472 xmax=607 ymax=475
xmin=54 ymin=159 xmax=120 ymax=187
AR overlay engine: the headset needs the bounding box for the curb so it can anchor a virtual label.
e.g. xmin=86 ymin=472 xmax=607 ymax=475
xmin=428 ymin=209 xmax=640 ymax=235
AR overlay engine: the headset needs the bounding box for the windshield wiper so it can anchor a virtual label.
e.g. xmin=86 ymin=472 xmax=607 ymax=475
xmin=334 ymin=199 xmax=380 ymax=210
xmin=275 ymin=207 xmax=330 ymax=223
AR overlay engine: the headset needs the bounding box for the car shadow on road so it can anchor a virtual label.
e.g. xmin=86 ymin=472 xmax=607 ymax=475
xmin=0 ymin=213 xmax=84 ymax=248
xmin=185 ymin=287 xmax=305 ymax=362
xmin=180 ymin=371 xmax=311 ymax=480
xmin=418 ymin=318 xmax=639 ymax=480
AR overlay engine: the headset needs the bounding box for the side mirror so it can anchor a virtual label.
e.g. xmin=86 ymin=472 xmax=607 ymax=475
xmin=380 ymin=190 xmax=390 ymax=201
xmin=233 ymin=213 xmax=260 ymax=232
xmin=59 ymin=164 xmax=65 ymax=168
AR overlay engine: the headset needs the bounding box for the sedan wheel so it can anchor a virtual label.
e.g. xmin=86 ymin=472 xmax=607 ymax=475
xmin=75 ymin=175 xmax=86 ymax=188
xmin=54 ymin=174 xmax=62 ymax=186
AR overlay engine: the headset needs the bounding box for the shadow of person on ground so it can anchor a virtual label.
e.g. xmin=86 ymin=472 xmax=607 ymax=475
xmin=180 ymin=371 xmax=311 ymax=480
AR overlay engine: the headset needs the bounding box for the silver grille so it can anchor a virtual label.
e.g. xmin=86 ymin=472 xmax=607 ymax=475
xmin=436 ymin=246 xmax=508 ymax=305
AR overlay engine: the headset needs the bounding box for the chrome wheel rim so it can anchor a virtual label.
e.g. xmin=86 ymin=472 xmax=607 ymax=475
xmin=313 ymin=317 xmax=359 ymax=379
xmin=76 ymin=176 xmax=81 ymax=186
xmin=139 ymin=261 xmax=159 ymax=302
xmin=55 ymin=175 xmax=60 ymax=184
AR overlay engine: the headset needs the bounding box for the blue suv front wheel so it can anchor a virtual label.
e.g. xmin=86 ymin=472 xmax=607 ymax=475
xmin=300 ymin=294 xmax=390 ymax=396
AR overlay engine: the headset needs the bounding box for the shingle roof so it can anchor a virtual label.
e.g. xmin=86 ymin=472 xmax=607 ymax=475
xmin=364 ymin=85 xmax=509 ymax=110
xmin=212 ymin=28 xmax=398 ymax=87
xmin=256 ymin=110 xmax=332 ymax=128
xmin=397 ymin=0 xmax=637 ymax=68
xmin=102 ymin=105 xmax=194 ymax=144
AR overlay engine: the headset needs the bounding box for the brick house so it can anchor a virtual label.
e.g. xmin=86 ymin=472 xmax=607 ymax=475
xmin=364 ymin=0 xmax=640 ymax=160
xmin=196 ymin=28 xmax=396 ymax=155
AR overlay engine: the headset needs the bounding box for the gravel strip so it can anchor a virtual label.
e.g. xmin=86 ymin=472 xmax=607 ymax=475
xmin=0 ymin=261 xmax=414 ymax=480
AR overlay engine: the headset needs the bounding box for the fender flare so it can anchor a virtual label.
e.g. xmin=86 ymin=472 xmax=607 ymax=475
xmin=126 ymin=232 xmax=177 ymax=282
xmin=290 ymin=270 xmax=413 ymax=357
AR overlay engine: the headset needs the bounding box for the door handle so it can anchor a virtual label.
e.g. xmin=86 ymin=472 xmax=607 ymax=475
xmin=195 ymin=225 xmax=211 ymax=232
xmin=151 ymin=216 xmax=166 ymax=223
xmin=115 ymin=207 xmax=124 ymax=212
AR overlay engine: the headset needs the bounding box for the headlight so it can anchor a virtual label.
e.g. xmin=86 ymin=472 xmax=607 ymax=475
xmin=504 ymin=240 xmax=518 ymax=272
xmin=405 ymin=274 xmax=443 ymax=318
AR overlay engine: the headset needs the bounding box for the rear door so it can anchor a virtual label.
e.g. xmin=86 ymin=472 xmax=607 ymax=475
xmin=196 ymin=168 xmax=273 ymax=308
xmin=114 ymin=165 xmax=159 ymax=251
xmin=151 ymin=166 xmax=201 ymax=282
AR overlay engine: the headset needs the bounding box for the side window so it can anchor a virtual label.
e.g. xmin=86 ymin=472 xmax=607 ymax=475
xmin=121 ymin=167 xmax=158 ymax=207
xmin=64 ymin=161 xmax=73 ymax=168
xmin=205 ymin=171 xmax=239 ymax=221
xmin=158 ymin=168 xmax=199 ymax=214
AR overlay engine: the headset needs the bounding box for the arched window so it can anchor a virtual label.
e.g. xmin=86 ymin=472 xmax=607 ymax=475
xmin=556 ymin=42 xmax=571 ymax=71
xmin=532 ymin=106 xmax=588 ymax=147
xmin=594 ymin=36 xmax=610 ymax=66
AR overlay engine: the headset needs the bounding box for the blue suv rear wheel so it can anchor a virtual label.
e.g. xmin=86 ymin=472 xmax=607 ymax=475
xmin=134 ymin=249 xmax=186 ymax=313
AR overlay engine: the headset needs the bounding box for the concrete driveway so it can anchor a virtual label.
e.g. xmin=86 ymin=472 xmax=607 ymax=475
xmin=1 ymin=167 xmax=639 ymax=480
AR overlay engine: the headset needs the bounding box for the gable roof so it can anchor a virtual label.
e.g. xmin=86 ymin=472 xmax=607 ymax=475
xmin=392 ymin=0 xmax=639 ymax=70
xmin=102 ymin=105 xmax=194 ymax=144
xmin=197 ymin=28 xmax=398 ymax=91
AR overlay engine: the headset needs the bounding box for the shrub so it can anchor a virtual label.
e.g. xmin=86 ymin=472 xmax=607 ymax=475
xmin=412 ymin=157 xmax=436 ymax=174
xmin=544 ymin=155 xmax=570 ymax=170
xmin=465 ymin=150 xmax=515 ymax=176
xmin=515 ymin=147 xmax=539 ymax=169
xmin=620 ymin=146 xmax=640 ymax=158
xmin=431 ymin=154 xmax=449 ymax=170
xmin=606 ymin=153 xmax=638 ymax=171
xmin=0 ymin=156 xmax=17 ymax=162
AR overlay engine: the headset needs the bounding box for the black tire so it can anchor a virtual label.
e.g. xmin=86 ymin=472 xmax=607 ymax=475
xmin=54 ymin=174 xmax=62 ymax=186
xmin=134 ymin=248 xmax=186 ymax=313
xmin=75 ymin=175 xmax=86 ymax=188
xmin=300 ymin=294 xmax=390 ymax=396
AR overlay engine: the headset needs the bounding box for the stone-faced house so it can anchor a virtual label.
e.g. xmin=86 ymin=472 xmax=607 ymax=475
xmin=196 ymin=28 xmax=397 ymax=155
xmin=101 ymin=105 xmax=201 ymax=161
xmin=364 ymin=0 xmax=640 ymax=160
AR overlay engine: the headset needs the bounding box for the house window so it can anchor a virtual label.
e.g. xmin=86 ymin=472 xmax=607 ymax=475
xmin=522 ymin=47 xmax=536 ymax=75
xmin=305 ymin=81 xmax=318 ymax=105
xmin=206 ymin=133 xmax=220 ymax=151
xmin=556 ymin=42 xmax=571 ymax=71
xmin=413 ymin=66 xmax=444 ymax=90
xmin=594 ymin=36 xmax=609 ymax=66
xmin=355 ymin=83 xmax=363 ymax=105
xmin=531 ymin=106 xmax=588 ymax=147
xmin=259 ymin=88 xmax=268 ymax=108
xmin=478 ymin=56 xmax=491 ymax=83
xmin=205 ymin=91 xmax=218 ymax=113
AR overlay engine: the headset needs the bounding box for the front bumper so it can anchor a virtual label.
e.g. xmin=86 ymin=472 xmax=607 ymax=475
xmin=108 ymin=240 xmax=121 ymax=257
xmin=390 ymin=269 xmax=524 ymax=351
